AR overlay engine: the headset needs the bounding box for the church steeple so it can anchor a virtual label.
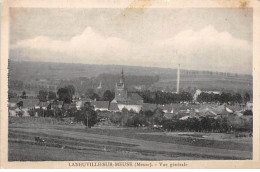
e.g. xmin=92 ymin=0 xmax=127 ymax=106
xmin=120 ymin=68 xmax=125 ymax=84
xmin=113 ymin=68 xmax=127 ymax=103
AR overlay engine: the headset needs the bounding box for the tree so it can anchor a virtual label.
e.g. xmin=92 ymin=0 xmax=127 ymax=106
xmin=244 ymin=110 xmax=253 ymax=116
xmin=152 ymin=108 xmax=165 ymax=125
xmin=57 ymin=86 xmax=74 ymax=103
xmin=102 ymin=90 xmax=114 ymax=101
xmin=92 ymin=93 xmax=100 ymax=101
xmin=16 ymin=101 xmax=23 ymax=109
xmin=244 ymin=92 xmax=250 ymax=103
xmin=144 ymin=110 xmax=154 ymax=118
xmin=109 ymin=112 xmax=123 ymax=125
xmin=74 ymin=104 xmax=98 ymax=128
xmin=17 ymin=110 xmax=24 ymax=117
xmin=45 ymin=109 xmax=54 ymax=117
xmin=85 ymin=89 xmax=95 ymax=99
xmin=84 ymin=89 xmax=100 ymax=100
xmin=28 ymin=109 xmax=35 ymax=117
xmin=8 ymin=91 xmax=18 ymax=100
xmin=83 ymin=107 xmax=98 ymax=128
xmin=233 ymin=93 xmax=242 ymax=103
xmin=20 ymin=91 xmax=27 ymax=99
xmin=179 ymin=92 xmax=192 ymax=102
xmin=38 ymin=90 xmax=48 ymax=102
xmin=67 ymin=107 xmax=78 ymax=117
xmin=220 ymin=92 xmax=232 ymax=103
xmin=48 ymin=91 xmax=57 ymax=100
xmin=53 ymin=108 xmax=63 ymax=118
xmin=66 ymin=85 xmax=75 ymax=96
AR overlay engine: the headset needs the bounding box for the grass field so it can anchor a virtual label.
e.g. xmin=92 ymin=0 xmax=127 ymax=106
xmin=8 ymin=117 xmax=252 ymax=161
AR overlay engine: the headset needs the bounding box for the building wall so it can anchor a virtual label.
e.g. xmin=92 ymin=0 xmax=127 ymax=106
xmin=95 ymin=108 xmax=109 ymax=111
xmin=76 ymin=101 xmax=82 ymax=110
xmin=22 ymin=108 xmax=30 ymax=116
xmin=118 ymin=104 xmax=142 ymax=112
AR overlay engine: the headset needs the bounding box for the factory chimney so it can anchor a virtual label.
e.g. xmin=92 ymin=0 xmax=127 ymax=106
xmin=176 ymin=64 xmax=180 ymax=94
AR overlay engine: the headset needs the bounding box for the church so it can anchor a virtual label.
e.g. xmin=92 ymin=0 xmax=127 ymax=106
xmin=110 ymin=69 xmax=144 ymax=112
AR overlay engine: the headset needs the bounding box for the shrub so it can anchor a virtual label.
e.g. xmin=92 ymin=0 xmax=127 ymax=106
xmin=244 ymin=110 xmax=253 ymax=116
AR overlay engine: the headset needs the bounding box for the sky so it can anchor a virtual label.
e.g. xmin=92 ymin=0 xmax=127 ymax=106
xmin=9 ymin=8 xmax=253 ymax=74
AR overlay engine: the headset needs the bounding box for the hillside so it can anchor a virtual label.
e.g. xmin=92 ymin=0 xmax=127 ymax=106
xmin=8 ymin=60 xmax=253 ymax=93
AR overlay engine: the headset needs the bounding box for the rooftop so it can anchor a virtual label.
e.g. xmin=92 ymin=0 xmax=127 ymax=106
xmin=108 ymin=103 xmax=119 ymax=111
xmin=91 ymin=101 xmax=110 ymax=109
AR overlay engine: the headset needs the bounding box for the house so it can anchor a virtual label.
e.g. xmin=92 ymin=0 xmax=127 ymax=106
xmin=176 ymin=110 xmax=191 ymax=119
xmin=50 ymin=101 xmax=64 ymax=109
xmin=23 ymin=99 xmax=40 ymax=108
xmin=20 ymin=99 xmax=40 ymax=116
xmin=164 ymin=113 xmax=176 ymax=119
xmin=8 ymin=98 xmax=22 ymax=108
xmin=159 ymin=104 xmax=175 ymax=114
xmin=8 ymin=98 xmax=24 ymax=117
xmin=179 ymin=116 xmax=191 ymax=120
xmin=91 ymin=101 xmax=110 ymax=111
xmin=204 ymin=111 xmax=217 ymax=118
xmin=38 ymin=102 xmax=50 ymax=110
xmin=234 ymin=111 xmax=243 ymax=117
xmin=8 ymin=107 xmax=21 ymax=117
xmin=76 ymin=98 xmax=92 ymax=110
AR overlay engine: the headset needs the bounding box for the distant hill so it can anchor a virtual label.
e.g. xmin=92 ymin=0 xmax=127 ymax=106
xmin=8 ymin=60 xmax=253 ymax=93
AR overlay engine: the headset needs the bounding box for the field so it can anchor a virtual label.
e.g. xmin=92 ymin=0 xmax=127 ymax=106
xmin=8 ymin=117 xmax=252 ymax=161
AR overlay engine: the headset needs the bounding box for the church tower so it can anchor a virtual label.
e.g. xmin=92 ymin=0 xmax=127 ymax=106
xmin=114 ymin=68 xmax=127 ymax=103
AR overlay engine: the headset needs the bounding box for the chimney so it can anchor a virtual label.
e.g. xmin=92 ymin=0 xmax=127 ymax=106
xmin=176 ymin=64 xmax=180 ymax=94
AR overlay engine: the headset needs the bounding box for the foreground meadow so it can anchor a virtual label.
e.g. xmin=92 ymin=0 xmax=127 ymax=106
xmin=8 ymin=117 xmax=252 ymax=161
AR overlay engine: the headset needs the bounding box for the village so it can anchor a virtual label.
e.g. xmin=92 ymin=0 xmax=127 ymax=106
xmin=8 ymin=66 xmax=253 ymax=133
xmin=7 ymin=67 xmax=253 ymax=161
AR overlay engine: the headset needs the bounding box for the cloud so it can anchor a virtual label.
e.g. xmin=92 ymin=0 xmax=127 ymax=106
xmin=11 ymin=25 xmax=252 ymax=74
xmin=11 ymin=27 xmax=132 ymax=64
xmin=159 ymin=25 xmax=250 ymax=53
xmin=156 ymin=25 xmax=252 ymax=73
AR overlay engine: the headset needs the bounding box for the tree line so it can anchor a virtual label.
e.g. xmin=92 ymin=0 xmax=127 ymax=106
xmin=138 ymin=90 xmax=193 ymax=104
xmin=161 ymin=117 xmax=252 ymax=133
xmin=197 ymin=92 xmax=251 ymax=104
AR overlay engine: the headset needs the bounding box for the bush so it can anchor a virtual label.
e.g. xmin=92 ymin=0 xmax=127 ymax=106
xmin=243 ymin=110 xmax=253 ymax=116
xmin=17 ymin=111 xmax=24 ymax=117
xmin=28 ymin=109 xmax=35 ymax=117
xmin=109 ymin=112 xmax=123 ymax=125
xmin=124 ymin=113 xmax=147 ymax=127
